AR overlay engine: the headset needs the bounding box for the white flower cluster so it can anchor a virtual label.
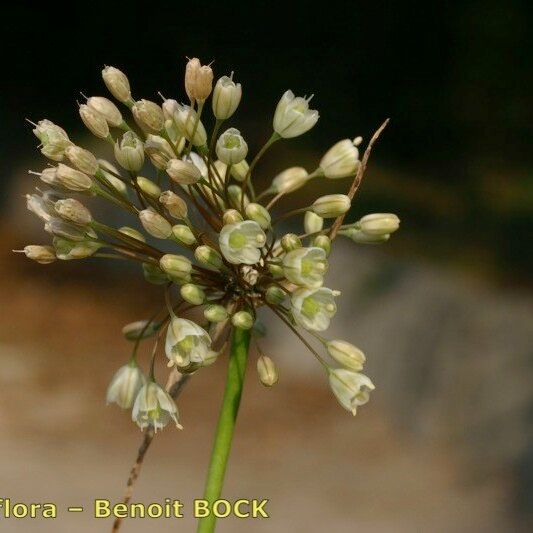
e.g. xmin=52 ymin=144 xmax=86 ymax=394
xmin=19 ymin=57 xmax=400 ymax=430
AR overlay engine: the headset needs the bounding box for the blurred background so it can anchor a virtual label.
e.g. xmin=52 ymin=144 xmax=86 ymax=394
xmin=1 ymin=1 xmax=532 ymax=531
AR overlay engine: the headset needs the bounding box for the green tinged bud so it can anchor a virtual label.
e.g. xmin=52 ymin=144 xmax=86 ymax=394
xmin=245 ymin=203 xmax=271 ymax=229
xmin=142 ymin=263 xmax=168 ymax=284
xmin=172 ymin=224 xmax=196 ymax=245
xmin=339 ymin=228 xmax=390 ymax=244
xmin=136 ymin=176 xmax=161 ymax=198
xmin=227 ymin=184 xmax=249 ymax=209
xmin=180 ymin=283 xmax=206 ymax=305
xmin=231 ymin=310 xmax=254 ymax=330
xmin=312 ymin=194 xmax=351 ymax=218
xmin=304 ymin=211 xmax=324 ymax=234
xmin=281 ymin=233 xmax=302 ymax=252
xmin=268 ymin=263 xmax=284 ymax=278
xmin=257 ymin=355 xmax=279 ymax=387
xmin=122 ymin=320 xmax=159 ymax=341
xmin=265 ymin=285 xmax=285 ymax=305
xmin=358 ymin=213 xmax=400 ymax=236
xmin=119 ymin=226 xmax=146 ymax=242
xmin=204 ymin=304 xmax=229 ymax=323
xmin=194 ymin=245 xmax=223 ymax=270
xmin=223 ymin=209 xmax=244 ymax=225
xmin=159 ymin=254 xmax=192 ymax=281
xmin=313 ymin=234 xmax=331 ymax=256
xmin=326 ymin=340 xmax=365 ymax=371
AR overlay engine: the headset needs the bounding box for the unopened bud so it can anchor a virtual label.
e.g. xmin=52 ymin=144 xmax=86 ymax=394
xmin=102 ymin=66 xmax=132 ymax=104
xmin=54 ymin=198 xmax=92 ymax=225
xmin=136 ymin=176 xmax=161 ymax=198
xmin=326 ymin=340 xmax=365 ymax=371
xmin=271 ymin=166 xmax=309 ymax=194
xmin=230 ymin=159 xmax=249 ymax=182
xmin=340 ymin=228 xmax=390 ymax=244
xmin=185 ymin=58 xmax=214 ymax=102
xmin=139 ymin=209 xmax=172 ymax=239
xmin=231 ymin=310 xmax=254 ymax=330
xmin=180 ymin=283 xmax=206 ymax=305
xmin=172 ymin=104 xmax=207 ymax=147
xmin=265 ymin=285 xmax=285 ymax=305
xmin=119 ymin=226 xmax=146 ymax=242
xmin=79 ymin=104 xmax=109 ymax=139
xmin=227 ymin=184 xmax=249 ymax=209
xmin=56 ymin=164 xmax=93 ymax=191
xmin=17 ymin=245 xmax=56 ymax=264
xmin=222 ymin=209 xmax=244 ymax=225
xmin=204 ymin=304 xmax=229 ymax=323
xmin=312 ymin=194 xmax=351 ymax=218
xmin=172 ymin=224 xmax=196 ymax=245
xmin=194 ymin=245 xmax=223 ymax=270
xmin=304 ymin=211 xmax=323 ymax=234
xmin=257 ymin=355 xmax=279 ymax=387
xmin=359 ymin=213 xmax=400 ymax=236
xmin=159 ymin=191 xmax=188 ymax=219
xmin=122 ymin=320 xmax=159 ymax=341
xmin=45 ymin=218 xmax=94 ymax=241
xmin=142 ymin=263 xmax=168 ymax=284
xmin=281 ymin=233 xmax=302 ymax=252
xmin=87 ymin=96 xmax=123 ymax=127
xmin=132 ymin=99 xmax=164 ymax=134
xmin=144 ymin=135 xmax=174 ymax=169
xmin=65 ymin=145 xmax=98 ymax=175
xmin=319 ymin=138 xmax=359 ymax=179
xmin=53 ymin=237 xmax=101 ymax=259
xmin=166 ymin=158 xmax=202 ymax=184
xmin=313 ymin=234 xmax=331 ymax=256
xmin=212 ymin=74 xmax=242 ymax=120
xmin=268 ymin=263 xmax=284 ymax=278
xmin=159 ymin=254 xmax=192 ymax=281
xmin=245 ymin=203 xmax=271 ymax=229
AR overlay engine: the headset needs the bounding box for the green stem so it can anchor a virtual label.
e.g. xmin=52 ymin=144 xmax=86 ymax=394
xmin=197 ymin=327 xmax=250 ymax=533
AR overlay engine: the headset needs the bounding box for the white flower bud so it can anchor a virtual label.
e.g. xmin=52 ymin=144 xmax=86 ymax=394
xmin=194 ymin=245 xmax=223 ymax=270
xmin=172 ymin=224 xmax=196 ymax=245
xmin=265 ymin=285 xmax=285 ymax=306
xmin=359 ymin=213 xmax=400 ymax=236
xmin=159 ymin=254 xmax=192 ymax=281
xmin=204 ymin=304 xmax=229 ymax=323
xmin=119 ymin=226 xmax=146 ymax=242
xmin=339 ymin=227 xmax=390 ymax=244
xmin=312 ymin=194 xmax=351 ymax=218
xmin=132 ymin=381 xmax=182 ymax=431
xmin=139 ymin=209 xmax=172 ymax=239
xmin=87 ymin=96 xmax=123 ymax=127
xmin=18 ymin=245 xmax=56 ymax=264
xmin=319 ymin=139 xmax=360 ymax=179
xmin=304 ymin=211 xmax=323 ymax=234
xmin=216 ymin=128 xmax=248 ymax=165
xmin=114 ymin=131 xmax=145 ymax=171
xmin=222 ymin=209 xmax=244 ymax=225
xmin=132 ymin=99 xmax=164 ymax=134
xmin=106 ymin=363 xmax=146 ymax=409
xmin=245 ymin=203 xmax=271 ymax=229
xmin=231 ymin=310 xmax=254 ymax=330
xmin=102 ymin=66 xmax=132 ymax=104
xmin=291 ymin=287 xmax=339 ymax=331
xmin=136 ymin=176 xmax=161 ymax=198
xmin=97 ymin=160 xmax=127 ymax=197
xmin=56 ymin=164 xmax=93 ymax=191
xmin=180 ymin=283 xmax=206 ymax=305
xmin=159 ymin=191 xmax=188 ymax=219
xmin=271 ymin=166 xmax=309 ymax=194
xmin=32 ymin=119 xmax=72 ymax=161
xmin=212 ymin=74 xmax=242 ymax=119
xmin=219 ymin=220 xmax=266 ymax=265
xmin=172 ymin=104 xmax=207 ymax=146
xmin=144 ymin=134 xmax=175 ymax=169
xmin=273 ymin=90 xmax=319 ymax=138
xmin=326 ymin=340 xmax=366 ymax=371
xmin=328 ymin=369 xmax=374 ymax=416
xmin=64 ymin=145 xmax=98 ymax=175
xmin=227 ymin=184 xmax=249 ymax=209
xmin=257 ymin=355 xmax=279 ymax=387
xmin=185 ymin=57 xmax=214 ymax=102
xmin=281 ymin=233 xmax=302 ymax=252
xmin=79 ymin=104 xmax=109 ymax=139
xmin=166 ymin=158 xmax=202 ymax=184
xmin=143 ymin=263 xmax=168 ymax=284
xmin=122 ymin=320 xmax=159 ymax=341
xmin=313 ymin=234 xmax=331 ymax=256
xmin=54 ymin=198 xmax=92 ymax=225
xmin=230 ymin=159 xmax=249 ymax=182
xmin=283 ymin=247 xmax=328 ymax=288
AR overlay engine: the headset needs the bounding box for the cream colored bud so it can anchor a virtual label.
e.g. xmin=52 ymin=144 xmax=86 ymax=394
xmin=136 ymin=176 xmax=161 ymax=198
xmin=139 ymin=209 xmax=172 ymax=239
xmin=122 ymin=320 xmax=159 ymax=341
xmin=114 ymin=131 xmax=145 ymax=171
xmin=18 ymin=245 xmax=56 ymax=264
xmin=79 ymin=104 xmax=109 ymax=139
xmin=265 ymin=285 xmax=285 ymax=306
xmin=166 ymin=158 xmax=202 ymax=184
xmin=144 ymin=135 xmax=174 ymax=169
xmin=281 ymin=233 xmax=302 ymax=252
xmin=313 ymin=235 xmax=331 ymax=256
xmin=56 ymin=163 xmax=93 ymax=191
xmin=212 ymin=74 xmax=242 ymax=119
xmin=245 ymin=203 xmax=271 ymax=229
xmin=102 ymin=66 xmax=132 ymax=104
xmin=180 ymin=283 xmax=206 ymax=305
xmin=231 ymin=310 xmax=254 ymax=330
xmin=319 ymin=139 xmax=360 ymax=179
xmin=273 ymin=90 xmax=319 ymax=138
xmin=65 ymin=145 xmax=98 ymax=175
xmin=185 ymin=57 xmax=214 ymax=101
xmin=106 ymin=363 xmax=146 ymax=409
xmin=257 ymin=355 xmax=279 ymax=387
xmin=172 ymin=224 xmax=196 ymax=245
xmin=230 ymin=159 xmax=249 ymax=182
xmin=223 ymin=209 xmax=244 ymax=225
xmin=340 ymin=227 xmax=390 ymax=244
xmin=216 ymin=128 xmax=248 ymax=165
xmin=87 ymin=96 xmax=123 ymax=127
xmin=204 ymin=304 xmax=229 ymax=323
xmin=159 ymin=254 xmax=192 ymax=281
xmin=132 ymin=99 xmax=164 ymax=134
xmin=271 ymin=166 xmax=309 ymax=194
xmin=304 ymin=211 xmax=323 ymax=234
xmin=119 ymin=226 xmax=146 ymax=242
xmin=54 ymin=198 xmax=92 ymax=225
xmin=326 ymin=340 xmax=366 ymax=371
xmin=53 ymin=237 xmax=101 ymax=260
xmin=172 ymin=104 xmax=207 ymax=146
xmin=194 ymin=245 xmax=223 ymax=270
xmin=359 ymin=213 xmax=400 ymax=236
xmin=312 ymin=194 xmax=351 ymax=218
xmin=159 ymin=191 xmax=187 ymax=219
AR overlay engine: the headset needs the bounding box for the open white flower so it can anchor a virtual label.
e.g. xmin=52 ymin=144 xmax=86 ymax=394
xmin=165 ymin=317 xmax=212 ymax=369
xmin=172 ymin=103 xmax=207 ymax=146
xmin=216 ymin=128 xmax=248 ymax=165
xmin=114 ymin=131 xmax=145 ymax=171
xmin=273 ymin=90 xmax=319 ymax=138
xmin=132 ymin=381 xmax=182 ymax=431
xmin=212 ymin=75 xmax=242 ymax=119
xmin=319 ymin=139 xmax=359 ymax=179
xmin=282 ymin=247 xmax=328 ymax=288
xmin=291 ymin=287 xmax=339 ymax=331
xmin=32 ymin=119 xmax=73 ymax=161
xmin=328 ymin=369 xmax=375 ymax=416
xmin=219 ymin=220 xmax=266 ymax=265
xmin=106 ymin=363 xmax=146 ymax=409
